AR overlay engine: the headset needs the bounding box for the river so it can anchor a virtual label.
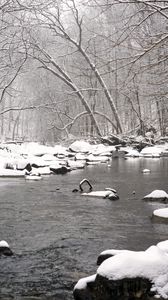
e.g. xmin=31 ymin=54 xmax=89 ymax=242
xmin=0 ymin=157 xmax=167 ymax=299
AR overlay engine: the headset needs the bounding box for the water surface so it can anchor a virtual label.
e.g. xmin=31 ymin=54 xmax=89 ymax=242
xmin=0 ymin=157 xmax=167 ymax=299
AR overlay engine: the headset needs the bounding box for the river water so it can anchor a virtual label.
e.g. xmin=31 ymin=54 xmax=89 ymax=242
xmin=0 ymin=157 xmax=168 ymax=300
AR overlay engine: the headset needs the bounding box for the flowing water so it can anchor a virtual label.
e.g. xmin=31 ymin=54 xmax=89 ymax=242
xmin=0 ymin=157 xmax=168 ymax=300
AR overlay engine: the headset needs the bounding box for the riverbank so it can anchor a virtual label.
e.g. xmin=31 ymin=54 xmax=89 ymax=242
xmin=0 ymin=139 xmax=167 ymax=178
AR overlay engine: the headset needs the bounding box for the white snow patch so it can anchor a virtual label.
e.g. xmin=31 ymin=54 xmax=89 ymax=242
xmin=157 ymin=241 xmax=168 ymax=253
xmin=0 ymin=240 xmax=10 ymax=248
xmin=0 ymin=168 xmax=26 ymax=177
xmin=125 ymin=149 xmax=142 ymax=157
xmin=140 ymin=146 xmax=163 ymax=157
xmin=69 ymin=141 xmax=92 ymax=153
xmin=86 ymin=154 xmax=109 ymax=163
xmin=74 ymin=274 xmax=96 ymax=290
xmin=100 ymin=249 xmax=133 ymax=257
xmin=31 ymin=166 xmax=52 ymax=175
xmin=82 ymin=190 xmax=113 ymax=197
xmin=142 ymin=169 xmax=151 ymax=173
xmin=153 ymin=208 xmax=168 ymax=219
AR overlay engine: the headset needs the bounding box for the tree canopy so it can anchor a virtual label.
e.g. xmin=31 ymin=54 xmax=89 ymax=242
xmin=0 ymin=0 xmax=167 ymax=142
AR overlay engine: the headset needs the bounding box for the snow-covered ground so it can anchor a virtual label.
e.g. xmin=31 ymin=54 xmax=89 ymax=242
xmin=0 ymin=140 xmax=167 ymax=177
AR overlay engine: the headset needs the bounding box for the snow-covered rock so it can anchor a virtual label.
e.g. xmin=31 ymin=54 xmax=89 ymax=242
xmin=67 ymin=160 xmax=85 ymax=170
xmin=125 ymin=148 xmax=142 ymax=157
xmin=75 ymin=153 xmax=87 ymax=161
xmin=74 ymin=241 xmax=168 ymax=300
xmin=25 ymin=174 xmax=42 ymax=181
xmin=69 ymin=140 xmax=92 ymax=153
xmin=31 ymin=166 xmax=52 ymax=175
xmin=153 ymin=208 xmax=168 ymax=219
xmin=27 ymin=155 xmax=49 ymax=167
xmin=91 ymin=144 xmax=115 ymax=156
xmin=143 ymin=190 xmax=168 ymax=202
xmin=74 ymin=275 xmax=96 ymax=290
xmin=97 ymin=246 xmax=163 ymax=281
xmin=54 ymin=145 xmax=69 ymax=157
xmin=0 ymin=240 xmax=13 ymax=256
xmin=82 ymin=189 xmax=119 ymax=200
xmin=142 ymin=168 xmax=151 ymax=173
xmin=140 ymin=146 xmax=163 ymax=158
xmin=86 ymin=154 xmax=109 ymax=163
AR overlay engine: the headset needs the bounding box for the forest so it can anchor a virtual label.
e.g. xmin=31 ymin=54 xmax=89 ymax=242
xmin=0 ymin=0 xmax=167 ymax=143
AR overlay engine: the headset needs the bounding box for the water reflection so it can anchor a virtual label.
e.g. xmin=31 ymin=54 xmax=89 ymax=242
xmin=0 ymin=158 xmax=167 ymax=299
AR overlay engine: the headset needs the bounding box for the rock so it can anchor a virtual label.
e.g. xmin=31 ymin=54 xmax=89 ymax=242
xmin=69 ymin=141 xmax=92 ymax=153
xmin=97 ymin=253 xmax=114 ymax=266
xmin=0 ymin=240 xmax=13 ymax=256
xmin=74 ymin=244 xmax=168 ymax=300
xmin=73 ymin=275 xmax=96 ymax=300
xmin=108 ymin=192 xmax=119 ymax=200
xmin=143 ymin=190 xmax=168 ymax=203
xmin=74 ymin=274 xmax=153 ymax=300
xmin=50 ymin=165 xmax=70 ymax=174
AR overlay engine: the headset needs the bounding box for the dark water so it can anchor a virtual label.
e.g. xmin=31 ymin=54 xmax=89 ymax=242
xmin=0 ymin=157 xmax=168 ymax=300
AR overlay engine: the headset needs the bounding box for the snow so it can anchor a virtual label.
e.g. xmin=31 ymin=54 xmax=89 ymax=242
xmin=75 ymin=153 xmax=87 ymax=160
xmin=157 ymin=241 xmax=168 ymax=253
xmin=142 ymin=168 xmax=151 ymax=173
xmin=140 ymin=146 xmax=165 ymax=157
xmin=41 ymin=154 xmax=57 ymax=161
xmin=67 ymin=160 xmax=85 ymax=169
xmin=99 ymin=249 xmax=133 ymax=257
xmin=125 ymin=149 xmax=142 ymax=157
xmin=144 ymin=190 xmax=168 ymax=199
xmin=18 ymin=142 xmax=55 ymax=156
xmin=69 ymin=140 xmax=92 ymax=153
xmin=86 ymin=154 xmax=109 ymax=163
xmin=91 ymin=144 xmax=115 ymax=156
xmin=0 ymin=240 xmax=10 ymax=248
xmin=0 ymin=168 xmax=26 ymax=177
xmin=25 ymin=174 xmax=42 ymax=181
xmin=97 ymin=244 xmax=168 ymax=298
xmin=74 ymin=274 xmax=96 ymax=290
xmin=153 ymin=208 xmax=168 ymax=218
xmin=31 ymin=166 xmax=52 ymax=175
xmin=82 ymin=190 xmax=114 ymax=197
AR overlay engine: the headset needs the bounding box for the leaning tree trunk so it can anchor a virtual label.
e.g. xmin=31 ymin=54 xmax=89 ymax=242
xmin=70 ymin=40 xmax=123 ymax=134
xmin=34 ymin=47 xmax=102 ymax=137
